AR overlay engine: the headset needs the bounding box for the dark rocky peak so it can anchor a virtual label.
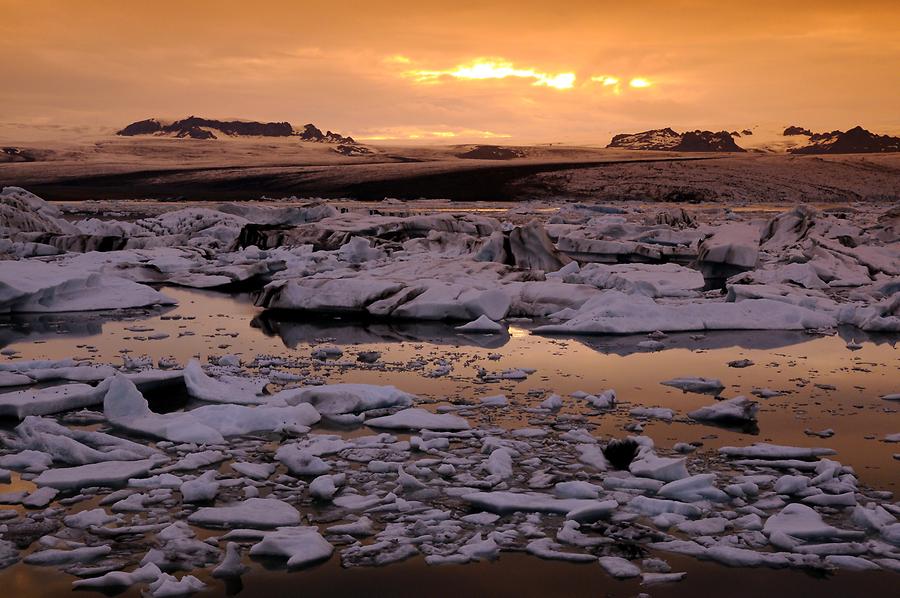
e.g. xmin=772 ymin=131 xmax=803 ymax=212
xmin=117 ymin=119 xmax=163 ymax=136
xmin=783 ymin=125 xmax=813 ymax=136
xmin=790 ymin=126 xmax=900 ymax=154
xmin=608 ymin=128 xmax=744 ymax=152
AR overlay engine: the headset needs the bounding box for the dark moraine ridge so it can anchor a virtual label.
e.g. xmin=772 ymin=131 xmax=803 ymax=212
xmin=14 ymin=156 xmax=712 ymax=201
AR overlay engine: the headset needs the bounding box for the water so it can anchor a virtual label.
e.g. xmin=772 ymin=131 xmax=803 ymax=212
xmin=0 ymin=286 xmax=897 ymax=596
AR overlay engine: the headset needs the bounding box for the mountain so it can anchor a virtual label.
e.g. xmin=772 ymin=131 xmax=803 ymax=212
xmin=783 ymin=125 xmax=813 ymax=136
xmin=116 ymin=116 xmax=355 ymax=144
xmin=456 ymin=145 xmax=525 ymax=160
xmin=296 ymin=123 xmax=355 ymax=144
xmin=788 ymin=126 xmax=900 ymax=154
xmin=607 ymin=128 xmax=745 ymax=152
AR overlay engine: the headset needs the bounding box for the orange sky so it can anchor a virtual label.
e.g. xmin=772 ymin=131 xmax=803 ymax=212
xmin=1 ymin=0 xmax=898 ymax=143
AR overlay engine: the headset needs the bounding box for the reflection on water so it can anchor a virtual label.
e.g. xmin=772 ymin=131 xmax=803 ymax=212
xmin=1 ymin=286 xmax=895 ymax=488
xmin=252 ymin=311 xmax=511 ymax=349
xmin=0 ymin=286 xmax=897 ymax=596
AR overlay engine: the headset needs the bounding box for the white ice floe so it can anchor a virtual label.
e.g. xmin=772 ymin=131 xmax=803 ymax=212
xmin=535 ymin=291 xmax=835 ymax=335
xmin=34 ymin=458 xmax=161 ymax=490
xmin=461 ymin=491 xmax=617 ymax=520
xmin=188 ymin=498 xmax=302 ymax=528
xmin=0 ymin=260 xmax=175 ymax=313
xmin=103 ymin=375 xmax=319 ymax=444
xmin=661 ymin=377 xmax=725 ymax=394
xmin=366 ymin=408 xmax=470 ymax=431
xmin=688 ymin=396 xmax=758 ymax=424
xmin=279 ymin=383 xmax=414 ymax=414
xmin=455 ymin=314 xmax=504 ymax=333
xmin=249 ymin=527 xmax=334 ymax=568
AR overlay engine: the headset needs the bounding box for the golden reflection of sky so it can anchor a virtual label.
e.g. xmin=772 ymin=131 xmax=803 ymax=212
xmin=2 ymin=286 xmax=897 ymax=489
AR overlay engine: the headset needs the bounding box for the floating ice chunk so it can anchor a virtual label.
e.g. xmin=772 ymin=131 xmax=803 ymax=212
xmin=181 ymin=471 xmax=219 ymax=503
xmin=11 ymin=415 xmax=157 ymax=466
xmin=719 ymin=443 xmax=836 ymax=460
xmin=64 ymin=507 xmax=117 ymax=529
xmin=640 ymin=571 xmax=686 ymax=585
xmin=24 ymin=545 xmax=112 ymax=566
xmin=327 ymin=516 xmax=375 ymax=537
xmin=231 ymin=462 xmax=275 ymax=480
xmin=366 ymin=408 xmax=470 ymax=431
xmin=802 ymin=492 xmax=857 ymax=508
xmin=629 ymin=455 xmax=689 ymax=482
xmin=461 ymin=512 xmax=501 ymax=526
xmin=279 ymin=383 xmax=415 ymax=415
xmin=658 ymin=474 xmax=728 ymax=502
xmin=0 ymin=449 xmax=53 ymax=473
xmin=34 ymin=458 xmax=160 ymax=490
xmin=147 ymin=573 xmax=205 ymax=597
xmin=774 ymin=475 xmax=809 ymax=495
xmin=576 ymin=445 xmax=609 ymax=471
xmin=629 ymin=407 xmax=674 ymax=421
xmin=602 ymin=476 xmax=664 ymax=492
xmin=0 ymin=371 xmax=32 ymax=387
xmin=0 ymin=383 xmax=104 ymax=419
xmin=310 ymin=345 xmax=343 ymax=360
xmin=538 ymin=394 xmax=563 ymax=410
xmin=484 ymin=448 xmax=514 ymax=481
xmin=168 ymin=449 xmax=226 ymax=472
xmin=457 ymin=533 xmax=501 ymax=561
xmin=526 ymin=538 xmax=596 ymax=562
xmin=183 ymin=360 xmax=266 ymax=405
xmin=479 ymin=394 xmax=508 ymax=407
xmin=850 ymin=504 xmax=896 ymax=534
xmin=310 ymin=474 xmax=340 ymax=500
xmin=456 ymin=315 xmax=504 ymax=333
xmin=598 ymin=556 xmax=641 ymax=578
xmin=189 ymin=498 xmax=301 ymax=529
xmin=0 ymin=260 xmax=176 ymax=313
xmin=212 ymin=542 xmax=248 ymax=578
xmin=881 ymin=393 xmax=900 ymax=401
xmin=105 ymin=375 xmax=319 ymax=444
xmin=576 ymin=389 xmax=616 ymax=409
xmin=554 ymin=481 xmax=603 ymax=500
xmin=461 ymin=491 xmax=616 ymax=518
xmin=661 ymin=377 xmax=725 ymax=394
xmin=249 ymin=526 xmax=333 ymax=568
xmin=676 ymin=517 xmax=730 ymax=535
xmin=824 ymin=555 xmax=881 ymax=571
xmin=275 ymin=445 xmax=330 ymax=476
xmin=535 ymin=292 xmax=835 ymax=335
xmin=627 ymin=495 xmax=702 ymax=518
xmin=688 ymin=396 xmax=758 ymax=424
xmin=72 ymin=563 xmax=162 ymax=589
xmin=762 ymin=503 xmax=863 ymax=541
xmin=22 ymin=486 xmax=58 ymax=508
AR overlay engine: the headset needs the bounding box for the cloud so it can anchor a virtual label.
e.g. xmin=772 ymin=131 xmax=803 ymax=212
xmin=403 ymin=58 xmax=576 ymax=90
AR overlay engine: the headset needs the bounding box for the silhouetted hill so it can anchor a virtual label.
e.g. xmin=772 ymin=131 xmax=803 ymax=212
xmin=116 ymin=116 xmax=355 ymax=144
xmin=608 ymin=128 xmax=745 ymax=152
xmin=789 ymin=126 xmax=900 ymax=154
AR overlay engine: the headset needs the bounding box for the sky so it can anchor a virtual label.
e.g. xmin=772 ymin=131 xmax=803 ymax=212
xmin=1 ymin=0 xmax=898 ymax=143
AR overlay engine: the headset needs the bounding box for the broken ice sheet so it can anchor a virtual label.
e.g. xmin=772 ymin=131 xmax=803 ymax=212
xmin=0 ymin=189 xmax=898 ymax=595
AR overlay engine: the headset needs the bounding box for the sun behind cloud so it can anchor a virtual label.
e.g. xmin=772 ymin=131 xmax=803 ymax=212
xmin=405 ymin=58 xmax=576 ymax=90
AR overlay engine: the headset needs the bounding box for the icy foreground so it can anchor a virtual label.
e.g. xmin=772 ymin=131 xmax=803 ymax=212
xmin=0 ymin=187 xmax=898 ymax=592
xmin=0 ymin=354 xmax=897 ymax=593
xmin=0 ymin=186 xmax=897 ymax=333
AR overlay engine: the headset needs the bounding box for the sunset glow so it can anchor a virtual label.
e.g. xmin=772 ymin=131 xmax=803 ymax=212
xmin=407 ymin=59 xmax=576 ymax=90
xmin=1 ymin=1 xmax=898 ymax=143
